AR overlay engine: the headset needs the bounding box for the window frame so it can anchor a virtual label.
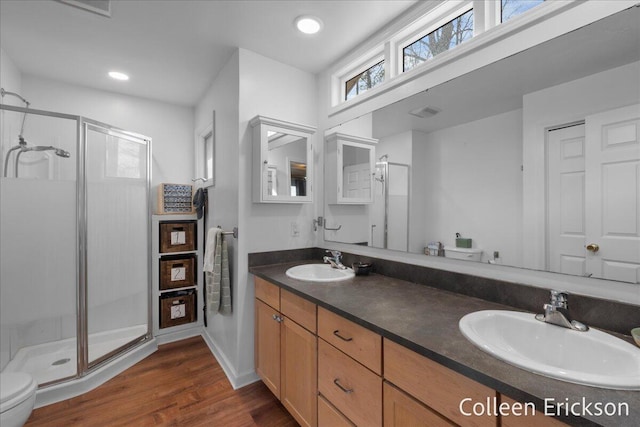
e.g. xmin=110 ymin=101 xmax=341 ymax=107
xmin=194 ymin=110 xmax=215 ymax=188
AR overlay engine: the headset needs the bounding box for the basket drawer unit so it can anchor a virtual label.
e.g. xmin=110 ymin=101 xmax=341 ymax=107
xmin=159 ymin=221 xmax=196 ymax=253
xmin=159 ymin=255 xmax=196 ymax=290
xmin=159 ymin=290 xmax=196 ymax=328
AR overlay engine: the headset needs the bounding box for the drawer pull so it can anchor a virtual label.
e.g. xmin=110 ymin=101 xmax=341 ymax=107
xmin=333 ymin=330 xmax=353 ymax=342
xmin=333 ymin=378 xmax=353 ymax=394
xmin=272 ymin=314 xmax=283 ymax=323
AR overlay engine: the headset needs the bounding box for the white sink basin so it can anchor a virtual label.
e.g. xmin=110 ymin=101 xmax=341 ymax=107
xmin=285 ymin=264 xmax=355 ymax=282
xmin=459 ymin=310 xmax=640 ymax=390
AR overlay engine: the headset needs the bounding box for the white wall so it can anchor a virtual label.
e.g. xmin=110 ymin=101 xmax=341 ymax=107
xmin=237 ymin=48 xmax=318 ymax=384
xmin=20 ymin=74 xmax=194 ymax=192
xmin=195 ymin=48 xmax=318 ymax=388
xmin=420 ymin=109 xmax=523 ymax=265
xmin=194 ymin=50 xmax=242 ymax=385
xmin=0 ymin=48 xmax=22 ymax=95
xmin=1 ymin=47 xmax=24 ymax=178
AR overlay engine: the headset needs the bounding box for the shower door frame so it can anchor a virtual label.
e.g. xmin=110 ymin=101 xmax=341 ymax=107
xmin=0 ymin=103 xmax=153 ymax=384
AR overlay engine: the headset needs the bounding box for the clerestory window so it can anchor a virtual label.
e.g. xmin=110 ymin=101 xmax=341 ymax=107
xmin=501 ymin=0 xmax=545 ymax=23
xmin=345 ymin=60 xmax=385 ymax=101
xmin=403 ymin=8 xmax=474 ymax=72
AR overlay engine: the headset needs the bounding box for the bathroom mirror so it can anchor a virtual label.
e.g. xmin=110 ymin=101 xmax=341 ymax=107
xmin=323 ymin=6 xmax=640 ymax=284
xmin=325 ymin=132 xmax=377 ymax=205
xmin=251 ymin=115 xmax=316 ymax=203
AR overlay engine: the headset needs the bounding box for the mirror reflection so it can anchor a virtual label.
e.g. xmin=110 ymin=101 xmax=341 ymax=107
xmin=324 ymin=7 xmax=640 ymax=284
xmin=266 ymin=131 xmax=307 ymax=197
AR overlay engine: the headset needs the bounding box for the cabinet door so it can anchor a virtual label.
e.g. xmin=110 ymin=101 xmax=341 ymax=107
xmin=255 ymin=299 xmax=281 ymax=398
xmin=384 ymin=339 xmax=497 ymax=427
xmin=500 ymin=395 xmax=567 ymax=427
xmin=384 ymin=382 xmax=455 ymax=427
xmin=319 ymin=395 xmax=354 ymax=427
xmin=281 ymin=317 xmax=318 ymax=427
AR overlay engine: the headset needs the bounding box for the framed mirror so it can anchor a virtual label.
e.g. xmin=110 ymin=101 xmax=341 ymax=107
xmin=251 ymin=115 xmax=316 ymax=203
xmin=323 ymin=7 xmax=640 ymax=284
xmin=325 ymin=132 xmax=377 ymax=205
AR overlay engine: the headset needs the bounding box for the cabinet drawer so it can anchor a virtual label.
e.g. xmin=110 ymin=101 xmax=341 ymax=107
xmin=384 ymin=381 xmax=455 ymax=427
xmin=159 ymin=221 xmax=196 ymax=253
xmin=318 ymin=307 xmax=381 ymax=374
xmin=384 ymin=339 xmax=497 ymax=427
xmin=255 ymin=277 xmax=280 ymax=310
xmin=500 ymin=395 xmax=567 ymax=427
xmin=159 ymin=255 xmax=196 ymax=290
xmin=318 ymin=395 xmax=355 ymax=427
xmin=318 ymin=339 xmax=382 ymax=427
xmin=281 ymin=289 xmax=316 ymax=333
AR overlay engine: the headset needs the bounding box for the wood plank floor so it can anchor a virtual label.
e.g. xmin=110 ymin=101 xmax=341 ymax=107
xmin=26 ymin=336 xmax=298 ymax=426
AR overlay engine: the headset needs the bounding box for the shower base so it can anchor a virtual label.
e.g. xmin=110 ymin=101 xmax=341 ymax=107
xmin=3 ymin=324 xmax=148 ymax=385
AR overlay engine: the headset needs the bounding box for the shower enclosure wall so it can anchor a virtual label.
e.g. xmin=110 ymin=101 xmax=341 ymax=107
xmin=0 ymin=103 xmax=152 ymax=391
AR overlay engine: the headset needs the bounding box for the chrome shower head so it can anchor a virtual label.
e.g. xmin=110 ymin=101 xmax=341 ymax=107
xmin=27 ymin=145 xmax=71 ymax=158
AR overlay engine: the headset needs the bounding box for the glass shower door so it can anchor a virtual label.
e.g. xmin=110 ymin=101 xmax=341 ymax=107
xmin=0 ymin=107 xmax=78 ymax=385
xmin=84 ymin=123 xmax=150 ymax=367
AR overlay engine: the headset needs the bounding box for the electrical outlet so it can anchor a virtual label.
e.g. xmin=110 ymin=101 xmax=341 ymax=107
xmin=291 ymin=221 xmax=300 ymax=237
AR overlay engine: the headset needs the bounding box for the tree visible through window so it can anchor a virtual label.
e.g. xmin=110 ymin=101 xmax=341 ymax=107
xmin=501 ymin=0 xmax=544 ymax=23
xmin=403 ymin=9 xmax=474 ymax=72
xmin=345 ymin=60 xmax=385 ymax=100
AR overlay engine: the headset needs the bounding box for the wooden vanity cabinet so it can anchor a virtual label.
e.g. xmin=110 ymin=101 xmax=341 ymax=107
xmin=384 ymin=338 xmax=498 ymax=427
xmin=254 ymin=277 xmax=317 ymax=427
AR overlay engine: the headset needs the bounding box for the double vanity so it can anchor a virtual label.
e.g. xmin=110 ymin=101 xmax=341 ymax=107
xmin=250 ymin=251 xmax=639 ymax=427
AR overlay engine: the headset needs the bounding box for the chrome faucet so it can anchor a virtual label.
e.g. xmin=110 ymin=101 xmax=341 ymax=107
xmin=535 ymin=290 xmax=588 ymax=331
xmin=323 ymin=250 xmax=347 ymax=269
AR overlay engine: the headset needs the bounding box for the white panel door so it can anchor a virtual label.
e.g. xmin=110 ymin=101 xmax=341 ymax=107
xmin=548 ymin=124 xmax=587 ymax=277
xmin=585 ymin=104 xmax=640 ymax=283
xmin=343 ymin=163 xmax=371 ymax=199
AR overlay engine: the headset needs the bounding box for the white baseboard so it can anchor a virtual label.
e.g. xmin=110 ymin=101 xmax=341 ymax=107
xmin=155 ymin=326 xmax=202 ymax=345
xmin=200 ymin=329 xmax=259 ymax=390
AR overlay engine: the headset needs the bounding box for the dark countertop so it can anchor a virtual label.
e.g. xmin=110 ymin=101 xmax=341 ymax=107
xmin=250 ymin=261 xmax=640 ymax=427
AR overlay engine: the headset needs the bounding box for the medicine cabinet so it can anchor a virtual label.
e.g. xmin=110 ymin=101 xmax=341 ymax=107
xmin=250 ymin=115 xmax=316 ymax=203
xmin=325 ymin=132 xmax=377 ymax=204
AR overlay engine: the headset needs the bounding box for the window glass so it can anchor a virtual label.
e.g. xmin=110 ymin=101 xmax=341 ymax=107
xmin=501 ymin=0 xmax=544 ymax=23
xmin=403 ymin=9 xmax=474 ymax=72
xmin=204 ymin=131 xmax=213 ymax=181
xmin=345 ymin=60 xmax=385 ymax=100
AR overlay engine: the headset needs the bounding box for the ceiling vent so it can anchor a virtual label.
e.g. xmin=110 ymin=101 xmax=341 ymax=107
xmin=409 ymin=106 xmax=441 ymax=119
xmin=56 ymin=0 xmax=111 ymax=17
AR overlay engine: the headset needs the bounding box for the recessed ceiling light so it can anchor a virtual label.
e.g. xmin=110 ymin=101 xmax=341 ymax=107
xmin=295 ymin=16 xmax=323 ymax=35
xmin=108 ymin=71 xmax=129 ymax=81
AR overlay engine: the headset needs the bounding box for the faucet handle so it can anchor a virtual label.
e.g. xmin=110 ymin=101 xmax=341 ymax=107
xmin=549 ymin=290 xmax=568 ymax=308
xmin=326 ymin=250 xmax=342 ymax=258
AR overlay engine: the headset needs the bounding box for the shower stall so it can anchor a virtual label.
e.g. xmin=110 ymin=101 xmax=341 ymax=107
xmin=0 ymin=101 xmax=153 ymax=395
xmin=371 ymin=160 xmax=410 ymax=251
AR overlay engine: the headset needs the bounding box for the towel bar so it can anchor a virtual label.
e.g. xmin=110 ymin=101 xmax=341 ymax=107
xmin=216 ymin=225 xmax=238 ymax=239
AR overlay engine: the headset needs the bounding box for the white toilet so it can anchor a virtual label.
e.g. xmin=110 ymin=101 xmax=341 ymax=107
xmin=0 ymin=372 xmax=37 ymax=427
